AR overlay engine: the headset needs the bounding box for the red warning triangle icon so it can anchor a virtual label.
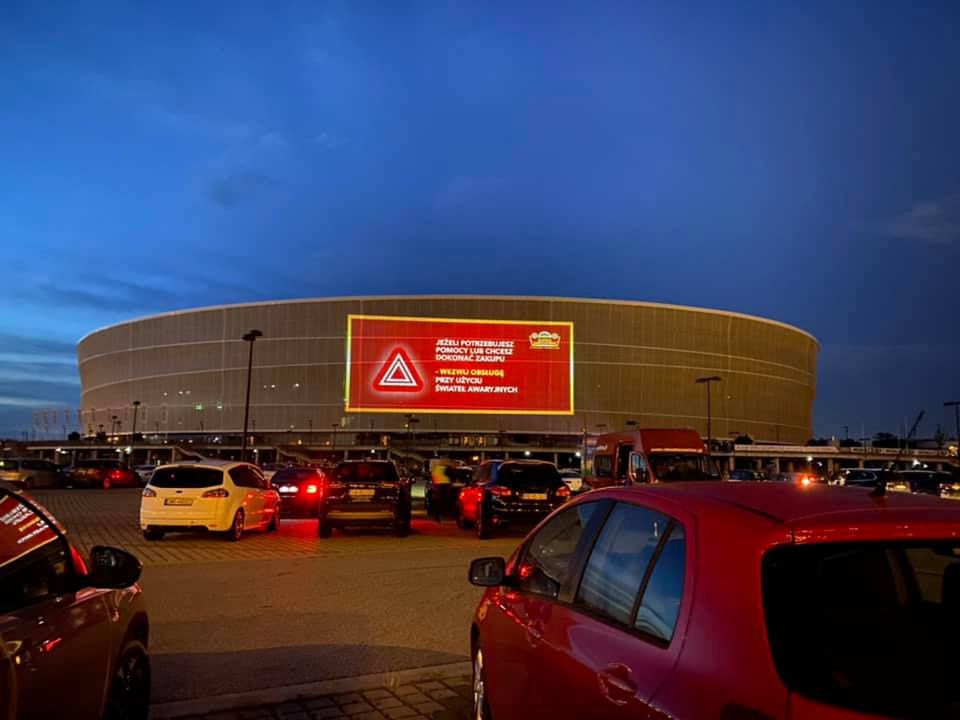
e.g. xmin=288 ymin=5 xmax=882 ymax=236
xmin=373 ymin=348 xmax=423 ymax=392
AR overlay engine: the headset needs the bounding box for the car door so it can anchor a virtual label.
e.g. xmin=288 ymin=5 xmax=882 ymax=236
xmin=231 ymin=466 xmax=265 ymax=526
xmin=253 ymin=466 xmax=279 ymax=525
xmin=460 ymin=465 xmax=489 ymax=523
xmin=482 ymin=499 xmax=610 ymax=719
xmin=536 ymin=501 xmax=692 ymax=720
xmin=0 ymin=492 xmax=112 ymax=720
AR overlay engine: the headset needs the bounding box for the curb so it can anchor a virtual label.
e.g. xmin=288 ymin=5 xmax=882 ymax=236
xmin=149 ymin=660 xmax=472 ymax=719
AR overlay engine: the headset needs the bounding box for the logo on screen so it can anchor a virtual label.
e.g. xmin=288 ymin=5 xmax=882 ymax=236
xmin=529 ymin=331 xmax=561 ymax=350
xmin=373 ymin=349 xmax=423 ymax=392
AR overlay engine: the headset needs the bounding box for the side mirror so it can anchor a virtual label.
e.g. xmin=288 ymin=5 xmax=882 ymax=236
xmin=469 ymin=557 xmax=507 ymax=587
xmin=628 ymin=452 xmax=648 ymax=484
xmin=88 ymin=546 xmax=142 ymax=589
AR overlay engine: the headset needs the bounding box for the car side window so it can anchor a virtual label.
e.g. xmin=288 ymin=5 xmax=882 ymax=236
xmin=230 ymin=466 xmax=255 ymax=488
xmin=576 ymin=503 xmax=669 ymax=625
xmin=0 ymin=494 xmax=73 ymax=614
xmin=251 ymin=467 xmax=268 ymax=490
xmin=519 ymin=502 xmax=604 ymax=599
xmin=594 ymin=455 xmax=613 ymax=478
xmin=634 ymin=524 xmax=686 ymax=643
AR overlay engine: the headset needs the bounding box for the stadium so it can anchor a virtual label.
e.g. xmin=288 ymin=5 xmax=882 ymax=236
xmin=77 ymin=296 xmax=819 ymax=461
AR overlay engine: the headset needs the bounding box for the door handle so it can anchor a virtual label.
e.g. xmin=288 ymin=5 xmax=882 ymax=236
xmin=598 ymin=664 xmax=636 ymax=705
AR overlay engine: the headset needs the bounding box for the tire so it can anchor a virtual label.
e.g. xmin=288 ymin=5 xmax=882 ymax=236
xmin=457 ymin=504 xmax=474 ymax=530
xmin=317 ymin=518 xmax=332 ymax=538
xmin=226 ymin=509 xmax=244 ymax=541
xmin=476 ymin=503 xmax=493 ymax=540
xmin=104 ymin=639 xmax=151 ymax=720
xmin=473 ymin=645 xmax=491 ymax=720
xmin=142 ymin=528 xmax=164 ymax=541
xmin=394 ymin=512 xmax=410 ymax=537
xmin=267 ymin=505 xmax=280 ymax=532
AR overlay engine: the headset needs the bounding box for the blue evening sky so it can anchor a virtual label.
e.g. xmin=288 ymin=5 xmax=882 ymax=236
xmin=1 ymin=1 xmax=958 ymax=439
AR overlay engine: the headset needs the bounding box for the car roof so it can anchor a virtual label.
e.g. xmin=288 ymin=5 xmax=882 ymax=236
xmin=156 ymin=459 xmax=249 ymax=470
xmin=593 ymin=481 xmax=960 ymax=529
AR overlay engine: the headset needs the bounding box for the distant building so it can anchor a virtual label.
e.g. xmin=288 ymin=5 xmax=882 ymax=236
xmin=77 ymin=296 xmax=818 ymax=460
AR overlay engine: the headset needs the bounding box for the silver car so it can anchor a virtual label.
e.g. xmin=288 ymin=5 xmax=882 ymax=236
xmin=0 ymin=458 xmax=63 ymax=489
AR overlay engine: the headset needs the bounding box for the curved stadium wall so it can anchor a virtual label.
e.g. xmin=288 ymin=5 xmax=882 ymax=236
xmin=77 ymin=296 xmax=818 ymax=444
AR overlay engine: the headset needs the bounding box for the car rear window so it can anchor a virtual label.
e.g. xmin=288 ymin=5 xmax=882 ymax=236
xmin=497 ymin=463 xmax=563 ymax=487
xmin=335 ymin=462 xmax=398 ymax=484
xmin=0 ymin=460 xmax=19 ymax=470
xmin=273 ymin=467 xmax=322 ymax=484
xmin=763 ymin=541 xmax=960 ymax=717
xmin=150 ymin=466 xmax=224 ymax=488
xmin=77 ymin=459 xmax=121 ymax=469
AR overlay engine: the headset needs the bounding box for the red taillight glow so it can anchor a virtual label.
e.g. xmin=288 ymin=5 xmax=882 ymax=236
xmin=142 ymin=487 xmax=157 ymax=498
xmin=518 ymin=563 xmax=535 ymax=581
xmin=306 ymin=484 xmax=319 ymax=494
xmin=556 ymin=486 xmax=571 ymax=499
xmin=489 ymin=485 xmax=513 ymax=497
xmin=800 ymin=476 xmax=812 ymax=486
xmin=109 ymin=470 xmax=124 ymax=480
xmin=202 ymin=488 xmax=230 ymax=498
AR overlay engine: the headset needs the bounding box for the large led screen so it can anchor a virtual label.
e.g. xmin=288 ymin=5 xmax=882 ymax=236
xmin=345 ymin=315 xmax=574 ymax=415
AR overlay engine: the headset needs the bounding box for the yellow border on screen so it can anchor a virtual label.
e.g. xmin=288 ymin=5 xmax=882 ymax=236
xmin=344 ymin=313 xmax=575 ymax=415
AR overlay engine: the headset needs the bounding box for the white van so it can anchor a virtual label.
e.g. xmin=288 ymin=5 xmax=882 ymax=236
xmin=140 ymin=460 xmax=280 ymax=541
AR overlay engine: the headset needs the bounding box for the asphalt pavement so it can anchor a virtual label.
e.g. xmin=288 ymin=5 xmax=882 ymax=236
xmin=33 ymin=489 xmax=519 ymax=706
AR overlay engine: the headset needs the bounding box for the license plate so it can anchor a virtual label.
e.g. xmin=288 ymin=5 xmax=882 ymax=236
xmin=164 ymin=497 xmax=193 ymax=506
xmin=349 ymin=488 xmax=376 ymax=500
xmin=522 ymin=493 xmax=548 ymax=501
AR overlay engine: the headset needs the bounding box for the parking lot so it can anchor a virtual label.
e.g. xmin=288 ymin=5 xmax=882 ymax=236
xmin=33 ymin=489 xmax=518 ymax=711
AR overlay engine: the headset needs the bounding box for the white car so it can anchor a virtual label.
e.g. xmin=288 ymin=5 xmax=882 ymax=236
xmin=558 ymin=468 xmax=584 ymax=493
xmin=134 ymin=464 xmax=156 ymax=484
xmin=140 ymin=460 xmax=280 ymax=541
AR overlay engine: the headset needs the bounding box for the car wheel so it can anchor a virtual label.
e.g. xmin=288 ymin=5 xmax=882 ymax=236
xmin=473 ymin=645 xmax=491 ymax=720
xmin=142 ymin=528 xmax=164 ymax=541
xmin=476 ymin=503 xmax=492 ymax=540
xmin=226 ymin=509 xmax=244 ymax=541
xmin=394 ymin=514 xmax=410 ymax=537
xmin=457 ymin=504 xmax=474 ymax=530
xmin=317 ymin=519 xmax=332 ymax=538
xmin=268 ymin=505 xmax=280 ymax=532
xmin=104 ymin=639 xmax=151 ymax=720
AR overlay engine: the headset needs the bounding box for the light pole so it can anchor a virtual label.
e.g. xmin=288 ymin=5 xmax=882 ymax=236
xmin=130 ymin=400 xmax=140 ymax=468
xmin=331 ymin=423 xmax=338 ymax=455
xmin=946 ymin=401 xmax=960 ymax=464
xmin=241 ymin=330 xmax=263 ymax=462
xmin=695 ymin=376 xmax=722 ymax=454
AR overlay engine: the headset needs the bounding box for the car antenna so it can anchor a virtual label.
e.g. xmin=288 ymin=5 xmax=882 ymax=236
xmin=871 ymin=410 xmax=924 ymax=498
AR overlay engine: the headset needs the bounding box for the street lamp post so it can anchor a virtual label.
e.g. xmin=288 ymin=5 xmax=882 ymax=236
xmin=331 ymin=423 xmax=338 ymax=456
xmin=946 ymin=401 xmax=960 ymax=464
xmin=695 ymin=376 xmax=723 ymax=454
xmin=240 ymin=330 xmax=263 ymax=462
xmin=130 ymin=400 xmax=140 ymax=468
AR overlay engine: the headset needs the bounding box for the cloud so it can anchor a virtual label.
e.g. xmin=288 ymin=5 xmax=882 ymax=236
xmin=0 ymin=334 xmax=75 ymax=357
xmin=208 ymin=170 xmax=277 ymax=208
xmin=887 ymin=192 xmax=960 ymax=245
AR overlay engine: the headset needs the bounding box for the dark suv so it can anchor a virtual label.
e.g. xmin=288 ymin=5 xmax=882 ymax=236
xmin=317 ymin=461 xmax=411 ymax=538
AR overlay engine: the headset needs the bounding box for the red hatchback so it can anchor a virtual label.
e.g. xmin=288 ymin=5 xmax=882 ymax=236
xmin=468 ymin=482 xmax=960 ymax=719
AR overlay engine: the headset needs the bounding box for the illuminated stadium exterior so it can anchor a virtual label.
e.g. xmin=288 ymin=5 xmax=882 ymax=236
xmin=77 ymin=296 xmax=818 ymax=454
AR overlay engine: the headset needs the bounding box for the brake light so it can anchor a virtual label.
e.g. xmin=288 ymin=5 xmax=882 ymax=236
xmin=306 ymin=484 xmax=318 ymax=494
xmin=109 ymin=470 xmax=124 ymax=480
xmin=489 ymin=485 xmax=513 ymax=497
xmin=800 ymin=476 xmax=812 ymax=486
xmin=380 ymin=481 xmax=398 ymax=489
xmin=142 ymin=487 xmax=156 ymax=498
xmin=556 ymin=486 xmax=571 ymax=499
xmin=202 ymin=488 xmax=230 ymax=498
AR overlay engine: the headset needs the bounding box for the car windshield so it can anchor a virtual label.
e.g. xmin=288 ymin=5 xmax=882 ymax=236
xmin=273 ymin=467 xmax=322 ymax=484
xmin=150 ymin=467 xmax=223 ymax=488
xmin=0 ymin=460 xmax=19 ymax=470
xmin=496 ymin=463 xmax=563 ymax=487
xmin=763 ymin=541 xmax=960 ymax=717
xmin=648 ymin=453 xmax=717 ymax=482
xmin=335 ymin=463 xmax=398 ymax=484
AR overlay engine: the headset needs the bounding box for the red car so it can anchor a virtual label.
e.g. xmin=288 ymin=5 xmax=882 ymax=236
xmin=468 ymin=482 xmax=960 ymax=719
xmin=68 ymin=458 xmax=140 ymax=489
xmin=457 ymin=460 xmax=570 ymax=538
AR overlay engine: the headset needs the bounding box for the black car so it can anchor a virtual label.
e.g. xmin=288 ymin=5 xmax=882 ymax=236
xmin=728 ymin=469 xmax=766 ymax=481
xmin=317 ymin=461 xmax=411 ymax=538
xmin=271 ymin=466 xmax=326 ymax=518
xmin=457 ymin=460 xmax=570 ymax=539
xmin=895 ymin=470 xmax=959 ymax=498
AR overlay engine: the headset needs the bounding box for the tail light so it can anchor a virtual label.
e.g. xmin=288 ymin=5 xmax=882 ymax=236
xmin=800 ymin=476 xmax=812 ymax=486
xmin=109 ymin=470 xmax=124 ymax=481
xmin=305 ymin=484 xmax=319 ymax=494
xmin=379 ymin=481 xmax=398 ymax=489
xmin=202 ymin=488 xmax=230 ymax=498
xmin=489 ymin=485 xmax=513 ymax=498
xmin=556 ymin=486 xmax=571 ymax=499
xmin=142 ymin=487 xmax=157 ymax=498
